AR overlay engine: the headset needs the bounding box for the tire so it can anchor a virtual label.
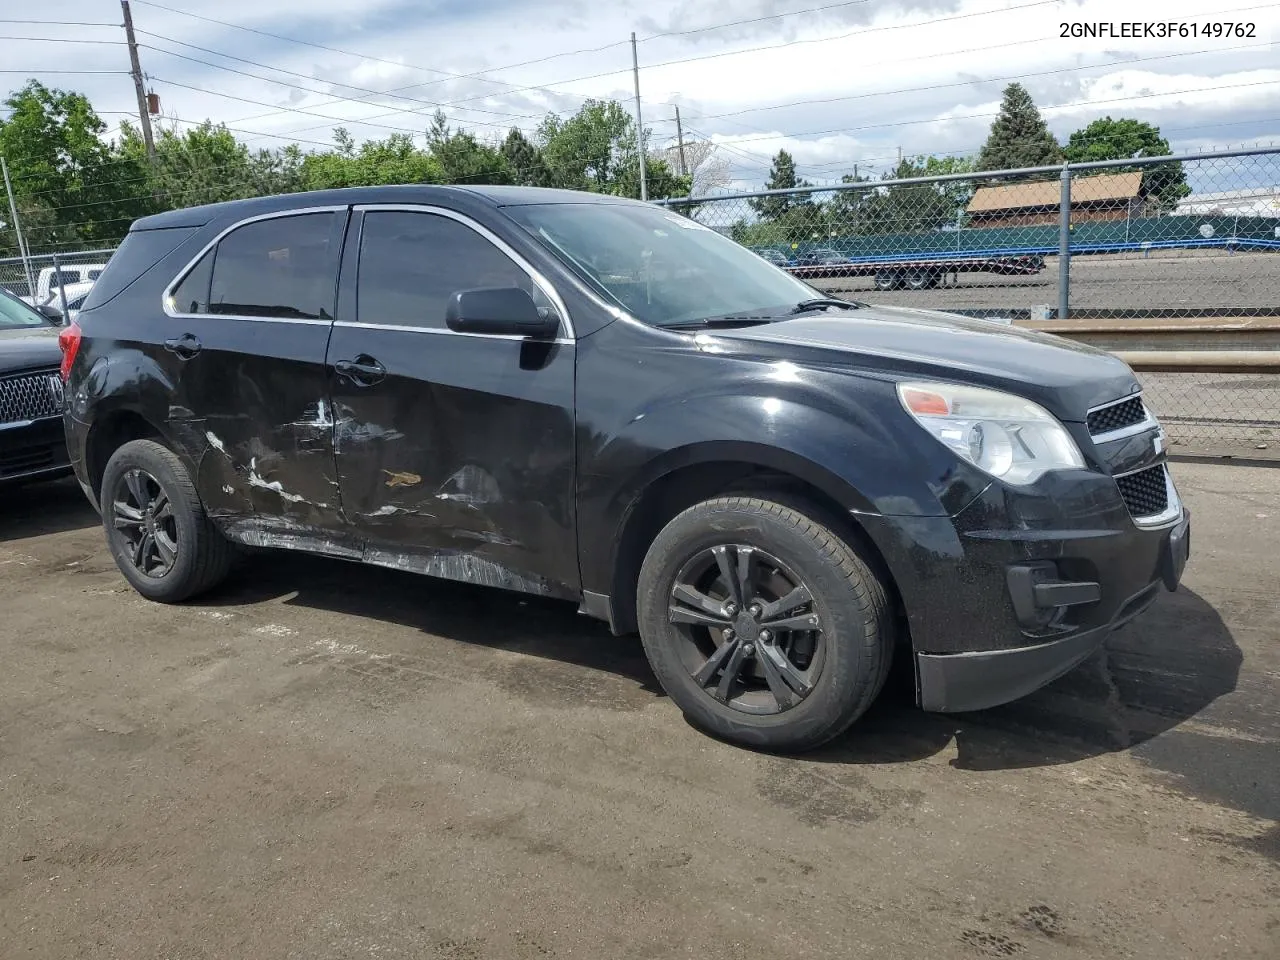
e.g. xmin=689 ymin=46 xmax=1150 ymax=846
xmin=874 ymin=271 xmax=899 ymax=291
xmin=101 ymin=438 xmax=233 ymax=603
xmin=637 ymin=496 xmax=894 ymax=752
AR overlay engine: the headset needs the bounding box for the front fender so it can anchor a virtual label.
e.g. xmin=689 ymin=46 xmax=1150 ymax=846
xmin=576 ymin=386 xmax=990 ymax=598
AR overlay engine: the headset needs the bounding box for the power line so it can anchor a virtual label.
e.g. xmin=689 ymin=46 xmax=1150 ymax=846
xmin=0 ymin=36 xmax=126 ymax=44
xmin=693 ymin=40 xmax=1274 ymax=123
xmin=703 ymin=77 xmax=1280 ymax=151
xmin=137 ymin=35 xmax=542 ymax=125
xmin=642 ymin=0 xmax=875 ymax=41
xmin=148 ymin=76 xmax=531 ymax=141
xmin=0 ymin=20 xmax=120 ymax=27
xmin=129 ymin=0 xmax=1054 ymax=135
xmin=0 ymin=69 xmax=130 ymax=74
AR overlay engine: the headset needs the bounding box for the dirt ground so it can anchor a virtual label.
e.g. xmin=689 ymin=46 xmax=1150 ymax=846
xmin=1 ymin=464 xmax=1277 ymax=960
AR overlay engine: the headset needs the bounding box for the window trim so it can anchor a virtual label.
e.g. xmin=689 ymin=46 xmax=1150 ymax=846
xmin=162 ymin=205 xmax=348 ymax=326
xmin=343 ymin=203 xmax=575 ymax=341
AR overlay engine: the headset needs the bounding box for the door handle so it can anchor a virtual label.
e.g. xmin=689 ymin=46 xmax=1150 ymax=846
xmin=334 ymin=356 xmax=386 ymax=386
xmin=163 ymin=334 xmax=202 ymax=360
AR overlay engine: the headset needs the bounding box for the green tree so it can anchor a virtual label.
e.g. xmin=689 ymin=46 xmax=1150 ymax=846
xmin=1063 ymin=116 xmax=1189 ymax=209
xmin=301 ymin=130 xmax=444 ymax=190
xmin=750 ymin=149 xmax=812 ymax=221
xmin=977 ymin=83 xmax=1063 ymax=171
xmin=426 ymin=111 xmax=511 ymax=185
xmin=537 ymin=99 xmax=688 ymax=199
xmin=857 ymin=155 xmax=975 ymax=235
xmin=500 ymin=128 xmax=552 ymax=187
xmin=0 ymin=80 xmax=152 ymax=249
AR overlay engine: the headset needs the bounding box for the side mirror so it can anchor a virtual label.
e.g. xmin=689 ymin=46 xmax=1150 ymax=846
xmin=445 ymin=287 xmax=559 ymax=339
xmin=37 ymin=303 xmax=65 ymax=324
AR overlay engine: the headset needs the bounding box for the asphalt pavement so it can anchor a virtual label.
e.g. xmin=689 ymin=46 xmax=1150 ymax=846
xmin=1 ymin=465 xmax=1277 ymax=959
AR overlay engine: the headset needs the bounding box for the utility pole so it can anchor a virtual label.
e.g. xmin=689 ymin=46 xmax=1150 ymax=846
xmin=1 ymin=156 xmax=36 ymax=300
xmin=673 ymin=105 xmax=688 ymax=177
xmin=121 ymin=1 xmax=155 ymax=159
xmin=630 ymin=32 xmax=648 ymax=202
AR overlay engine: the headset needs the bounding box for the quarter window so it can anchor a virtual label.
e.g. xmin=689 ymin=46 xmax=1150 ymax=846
xmin=208 ymin=213 xmax=336 ymax=320
xmin=170 ymin=249 xmax=214 ymax=315
xmin=356 ymin=211 xmax=548 ymax=330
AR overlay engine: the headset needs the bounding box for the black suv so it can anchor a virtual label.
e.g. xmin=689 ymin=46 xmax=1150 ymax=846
xmin=60 ymin=186 xmax=1189 ymax=750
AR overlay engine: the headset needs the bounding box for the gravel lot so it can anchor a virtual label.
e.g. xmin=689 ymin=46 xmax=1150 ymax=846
xmin=2 ymin=466 xmax=1278 ymax=959
xmin=815 ymin=249 xmax=1280 ymax=315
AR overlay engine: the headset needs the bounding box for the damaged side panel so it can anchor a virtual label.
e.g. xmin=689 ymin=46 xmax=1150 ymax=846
xmin=326 ymin=322 xmax=579 ymax=593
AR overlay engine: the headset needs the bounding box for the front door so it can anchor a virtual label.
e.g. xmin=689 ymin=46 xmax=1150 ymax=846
xmin=327 ymin=206 xmax=578 ymax=596
xmin=158 ymin=209 xmax=347 ymax=539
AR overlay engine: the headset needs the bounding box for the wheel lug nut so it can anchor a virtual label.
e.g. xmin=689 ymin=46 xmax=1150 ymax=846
xmin=749 ymin=604 xmax=761 ymax=616
xmin=759 ymin=630 xmax=772 ymax=643
xmin=742 ymin=643 xmax=755 ymax=656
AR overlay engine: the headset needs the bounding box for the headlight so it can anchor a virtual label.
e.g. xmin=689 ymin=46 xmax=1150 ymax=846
xmin=897 ymin=381 xmax=1084 ymax=485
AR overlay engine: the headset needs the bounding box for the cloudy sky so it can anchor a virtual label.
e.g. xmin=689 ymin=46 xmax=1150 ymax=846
xmin=2 ymin=0 xmax=1278 ymax=189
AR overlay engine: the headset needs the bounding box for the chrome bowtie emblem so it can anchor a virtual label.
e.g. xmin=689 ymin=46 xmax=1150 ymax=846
xmin=46 ymin=373 xmax=65 ymax=407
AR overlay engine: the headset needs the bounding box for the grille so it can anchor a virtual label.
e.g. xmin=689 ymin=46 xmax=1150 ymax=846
xmin=0 ymin=369 xmax=62 ymax=425
xmin=1087 ymin=395 xmax=1146 ymax=435
xmin=1116 ymin=465 xmax=1169 ymax=518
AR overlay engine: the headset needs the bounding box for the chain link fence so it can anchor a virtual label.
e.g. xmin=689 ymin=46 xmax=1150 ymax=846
xmin=1 ymin=247 xmax=118 ymax=314
xmin=661 ymin=147 xmax=1280 ymax=455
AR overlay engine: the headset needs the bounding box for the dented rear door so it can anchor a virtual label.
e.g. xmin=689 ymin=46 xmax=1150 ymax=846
xmin=161 ymin=209 xmax=347 ymax=537
xmin=328 ymin=206 xmax=578 ymax=596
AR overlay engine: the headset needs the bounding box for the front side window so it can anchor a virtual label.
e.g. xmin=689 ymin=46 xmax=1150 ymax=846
xmin=208 ymin=212 xmax=336 ymax=319
xmin=505 ymin=202 xmax=819 ymax=328
xmin=356 ymin=211 xmax=544 ymax=330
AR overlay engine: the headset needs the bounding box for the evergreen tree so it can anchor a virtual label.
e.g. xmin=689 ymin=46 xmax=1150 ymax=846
xmin=500 ymin=128 xmax=552 ymax=187
xmin=977 ymin=83 xmax=1063 ymax=171
xmin=750 ymin=150 xmax=812 ymax=221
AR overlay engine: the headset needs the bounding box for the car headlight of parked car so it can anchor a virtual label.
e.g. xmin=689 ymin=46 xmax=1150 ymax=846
xmin=897 ymin=380 xmax=1085 ymax=485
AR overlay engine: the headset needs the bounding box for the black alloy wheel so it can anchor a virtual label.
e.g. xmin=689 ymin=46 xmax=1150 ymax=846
xmin=101 ymin=438 xmax=233 ymax=603
xmin=111 ymin=468 xmax=179 ymax=578
xmin=668 ymin=544 xmax=826 ymax=715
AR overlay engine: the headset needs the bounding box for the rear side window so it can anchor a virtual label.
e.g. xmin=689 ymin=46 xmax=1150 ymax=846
xmin=356 ymin=211 xmax=536 ymax=330
xmin=209 ymin=213 xmax=336 ymax=320
xmin=81 ymin=226 xmax=199 ymax=312
xmin=169 ymin=250 xmax=214 ymax=314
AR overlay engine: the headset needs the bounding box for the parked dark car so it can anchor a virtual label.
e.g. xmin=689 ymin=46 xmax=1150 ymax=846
xmin=59 ymin=186 xmax=1189 ymax=750
xmin=1 ymin=287 xmax=72 ymax=485
xmin=753 ymin=247 xmax=792 ymax=268
xmin=794 ymin=246 xmax=847 ymax=267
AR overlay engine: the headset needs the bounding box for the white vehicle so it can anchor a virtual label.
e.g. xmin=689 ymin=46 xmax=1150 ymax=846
xmin=42 ymin=280 xmax=95 ymax=323
xmin=19 ymin=263 xmax=107 ymax=306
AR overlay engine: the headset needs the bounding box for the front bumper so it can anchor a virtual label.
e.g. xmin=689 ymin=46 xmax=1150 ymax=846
xmin=0 ymin=416 xmax=72 ymax=485
xmin=859 ymin=464 xmax=1191 ymax=714
xmin=916 ymin=507 xmax=1188 ymax=712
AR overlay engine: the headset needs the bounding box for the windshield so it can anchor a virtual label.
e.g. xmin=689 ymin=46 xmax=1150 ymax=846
xmin=0 ymin=290 xmax=47 ymax=329
xmin=505 ymin=202 xmax=819 ymax=327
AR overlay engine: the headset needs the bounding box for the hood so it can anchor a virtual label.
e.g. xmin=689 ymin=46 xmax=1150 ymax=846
xmin=705 ymin=304 xmax=1139 ymax=421
xmin=0 ymin=326 xmax=62 ymax=374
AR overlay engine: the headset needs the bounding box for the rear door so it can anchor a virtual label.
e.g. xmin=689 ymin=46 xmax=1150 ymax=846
xmin=158 ymin=208 xmax=348 ymax=535
xmin=327 ymin=205 xmax=578 ymax=594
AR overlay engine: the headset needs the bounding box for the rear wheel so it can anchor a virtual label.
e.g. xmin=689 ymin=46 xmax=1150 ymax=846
xmin=637 ymin=496 xmax=893 ymax=751
xmin=101 ymin=439 xmax=232 ymax=603
xmin=874 ymin=271 xmax=901 ymax=291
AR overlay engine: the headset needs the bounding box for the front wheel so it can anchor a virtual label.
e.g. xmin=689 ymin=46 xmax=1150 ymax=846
xmin=101 ymin=439 xmax=232 ymax=603
xmin=636 ymin=496 xmax=894 ymax=751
